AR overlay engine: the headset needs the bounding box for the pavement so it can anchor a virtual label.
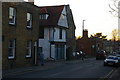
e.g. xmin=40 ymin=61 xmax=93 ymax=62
xmin=2 ymin=58 xmax=120 ymax=79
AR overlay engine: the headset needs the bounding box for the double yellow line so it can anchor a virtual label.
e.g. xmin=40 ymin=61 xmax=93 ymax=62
xmin=98 ymin=68 xmax=116 ymax=80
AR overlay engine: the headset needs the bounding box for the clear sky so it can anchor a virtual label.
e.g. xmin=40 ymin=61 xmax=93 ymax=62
xmin=31 ymin=0 xmax=118 ymax=39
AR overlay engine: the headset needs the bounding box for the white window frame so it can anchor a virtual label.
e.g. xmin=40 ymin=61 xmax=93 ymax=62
xmin=8 ymin=40 xmax=16 ymax=59
xmin=9 ymin=7 xmax=16 ymax=25
xmin=26 ymin=40 xmax=32 ymax=58
xmin=40 ymin=14 xmax=49 ymax=20
xmin=27 ymin=13 xmax=32 ymax=28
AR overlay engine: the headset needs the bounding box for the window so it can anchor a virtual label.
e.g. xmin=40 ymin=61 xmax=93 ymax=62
xmin=27 ymin=13 xmax=32 ymax=28
xmin=8 ymin=40 xmax=16 ymax=59
xmin=39 ymin=27 xmax=44 ymax=38
xmin=40 ymin=14 xmax=49 ymax=20
xmin=59 ymin=28 xmax=62 ymax=39
xmin=26 ymin=40 xmax=32 ymax=58
xmin=61 ymin=14 xmax=65 ymax=19
xmin=9 ymin=7 xmax=16 ymax=25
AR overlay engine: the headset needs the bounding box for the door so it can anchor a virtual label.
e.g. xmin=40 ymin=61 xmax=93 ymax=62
xmin=37 ymin=47 xmax=43 ymax=64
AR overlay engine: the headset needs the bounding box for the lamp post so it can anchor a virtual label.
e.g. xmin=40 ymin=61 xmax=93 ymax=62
xmin=82 ymin=20 xmax=85 ymax=30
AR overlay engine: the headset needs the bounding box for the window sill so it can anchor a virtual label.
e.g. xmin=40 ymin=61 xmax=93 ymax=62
xmin=9 ymin=22 xmax=15 ymax=26
xmin=26 ymin=26 xmax=32 ymax=29
xmin=8 ymin=56 xmax=15 ymax=59
xmin=26 ymin=55 xmax=32 ymax=58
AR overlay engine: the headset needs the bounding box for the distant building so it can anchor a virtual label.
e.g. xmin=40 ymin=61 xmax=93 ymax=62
xmin=2 ymin=2 xmax=39 ymax=69
xmin=39 ymin=5 xmax=69 ymax=60
xmin=76 ymin=29 xmax=92 ymax=57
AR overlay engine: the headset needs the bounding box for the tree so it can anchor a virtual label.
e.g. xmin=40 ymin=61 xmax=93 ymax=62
xmin=109 ymin=0 xmax=119 ymax=17
xmin=111 ymin=29 xmax=118 ymax=41
xmin=90 ymin=33 xmax=107 ymax=39
xmin=76 ymin=36 xmax=82 ymax=40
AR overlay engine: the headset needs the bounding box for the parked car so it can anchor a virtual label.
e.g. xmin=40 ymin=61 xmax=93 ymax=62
xmin=72 ymin=52 xmax=80 ymax=57
xmin=116 ymin=54 xmax=120 ymax=60
xmin=104 ymin=55 xmax=119 ymax=67
xmin=96 ymin=50 xmax=106 ymax=60
xmin=116 ymin=54 xmax=120 ymax=62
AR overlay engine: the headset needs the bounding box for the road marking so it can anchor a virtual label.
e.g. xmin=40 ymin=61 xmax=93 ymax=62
xmin=41 ymin=72 xmax=64 ymax=78
xmin=51 ymin=72 xmax=64 ymax=76
xmin=98 ymin=68 xmax=116 ymax=80
xmin=104 ymin=68 xmax=116 ymax=78
xmin=109 ymin=68 xmax=118 ymax=78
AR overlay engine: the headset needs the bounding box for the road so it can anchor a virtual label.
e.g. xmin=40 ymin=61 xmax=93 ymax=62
xmin=7 ymin=58 xmax=115 ymax=78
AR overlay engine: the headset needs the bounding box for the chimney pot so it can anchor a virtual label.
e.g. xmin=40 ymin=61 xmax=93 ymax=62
xmin=28 ymin=0 xmax=34 ymax=4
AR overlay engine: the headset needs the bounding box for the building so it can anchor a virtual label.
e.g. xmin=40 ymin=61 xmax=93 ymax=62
xmin=76 ymin=29 xmax=92 ymax=57
xmin=65 ymin=5 xmax=76 ymax=60
xmin=2 ymin=2 xmax=39 ymax=69
xmin=39 ymin=5 xmax=69 ymax=60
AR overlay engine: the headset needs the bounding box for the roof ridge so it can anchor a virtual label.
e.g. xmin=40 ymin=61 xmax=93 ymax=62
xmin=39 ymin=5 xmax=65 ymax=8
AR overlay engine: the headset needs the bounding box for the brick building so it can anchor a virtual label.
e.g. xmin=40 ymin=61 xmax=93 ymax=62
xmin=76 ymin=29 xmax=93 ymax=57
xmin=2 ymin=2 xmax=39 ymax=70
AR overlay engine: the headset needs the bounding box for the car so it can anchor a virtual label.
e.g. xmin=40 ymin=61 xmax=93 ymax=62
xmin=96 ymin=50 xmax=106 ymax=60
xmin=116 ymin=54 xmax=120 ymax=59
xmin=72 ymin=52 xmax=80 ymax=57
xmin=116 ymin=54 xmax=120 ymax=62
xmin=104 ymin=55 xmax=119 ymax=67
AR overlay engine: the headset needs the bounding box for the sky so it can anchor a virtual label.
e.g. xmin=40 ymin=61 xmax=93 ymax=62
xmin=29 ymin=0 xmax=118 ymax=39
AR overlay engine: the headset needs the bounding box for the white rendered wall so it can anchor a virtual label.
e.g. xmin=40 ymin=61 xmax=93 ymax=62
xmin=58 ymin=6 xmax=68 ymax=28
xmin=38 ymin=28 xmax=50 ymax=59
xmin=49 ymin=28 xmax=54 ymax=41
xmin=54 ymin=27 xmax=66 ymax=42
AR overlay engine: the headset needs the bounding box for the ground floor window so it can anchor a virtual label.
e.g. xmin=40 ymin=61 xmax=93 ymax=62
xmin=8 ymin=39 xmax=16 ymax=59
xmin=55 ymin=44 xmax=65 ymax=60
xmin=26 ymin=40 xmax=32 ymax=58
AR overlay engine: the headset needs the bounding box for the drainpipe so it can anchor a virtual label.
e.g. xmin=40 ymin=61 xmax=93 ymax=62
xmin=49 ymin=28 xmax=51 ymax=58
xmin=34 ymin=40 xmax=37 ymax=65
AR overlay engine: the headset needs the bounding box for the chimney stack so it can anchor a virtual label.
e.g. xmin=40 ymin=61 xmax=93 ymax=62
xmin=28 ymin=0 xmax=34 ymax=4
xmin=83 ymin=29 xmax=88 ymax=38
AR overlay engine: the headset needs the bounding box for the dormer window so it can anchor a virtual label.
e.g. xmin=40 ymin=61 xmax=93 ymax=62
xmin=40 ymin=14 xmax=49 ymax=20
xmin=61 ymin=13 xmax=66 ymax=20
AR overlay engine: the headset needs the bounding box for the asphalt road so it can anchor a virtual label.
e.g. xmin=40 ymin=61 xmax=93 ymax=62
xmin=7 ymin=58 xmax=115 ymax=79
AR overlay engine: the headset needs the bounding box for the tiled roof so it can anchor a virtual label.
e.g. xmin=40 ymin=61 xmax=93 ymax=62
xmin=39 ymin=5 xmax=64 ymax=26
xmin=40 ymin=8 xmax=47 ymax=14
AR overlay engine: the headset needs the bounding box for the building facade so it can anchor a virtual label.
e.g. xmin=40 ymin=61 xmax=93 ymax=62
xmin=65 ymin=5 xmax=76 ymax=60
xmin=39 ymin=5 xmax=68 ymax=60
xmin=2 ymin=2 xmax=39 ymax=69
xmin=76 ymin=29 xmax=92 ymax=57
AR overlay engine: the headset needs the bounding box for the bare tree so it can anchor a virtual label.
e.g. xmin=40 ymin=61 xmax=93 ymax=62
xmin=109 ymin=0 xmax=119 ymax=17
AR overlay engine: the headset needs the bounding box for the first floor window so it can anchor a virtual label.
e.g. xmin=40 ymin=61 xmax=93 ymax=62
xmin=27 ymin=13 xmax=32 ymax=28
xmin=8 ymin=39 xmax=16 ymax=59
xmin=9 ymin=7 xmax=16 ymax=25
xmin=26 ymin=40 xmax=32 ymax=58
xmin=59 ymin=28 xmax=62 ymax=39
